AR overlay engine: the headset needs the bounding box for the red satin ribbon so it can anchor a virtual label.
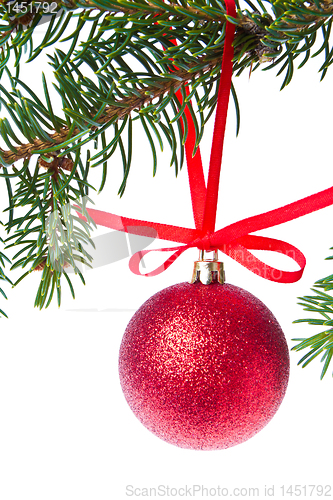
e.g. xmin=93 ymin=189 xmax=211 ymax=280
xmin=77 ymin=0 xmax=333 ymax=283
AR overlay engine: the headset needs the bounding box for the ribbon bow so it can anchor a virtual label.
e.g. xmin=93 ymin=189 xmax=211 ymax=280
xmin=77 ymin=0 xmax=333 ymax=283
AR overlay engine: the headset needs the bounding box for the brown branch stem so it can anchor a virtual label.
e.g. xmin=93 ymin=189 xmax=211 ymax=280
xmin=0 ymin=57 xmax=221 ymax=166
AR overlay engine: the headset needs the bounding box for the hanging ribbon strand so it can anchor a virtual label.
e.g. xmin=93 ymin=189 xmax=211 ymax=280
xmin=76 ymin=0 xmax=333 ymax=284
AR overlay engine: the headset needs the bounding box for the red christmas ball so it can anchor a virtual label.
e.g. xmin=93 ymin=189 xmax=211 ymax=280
xmin=119 ymin=282 xmax=289 ymax=450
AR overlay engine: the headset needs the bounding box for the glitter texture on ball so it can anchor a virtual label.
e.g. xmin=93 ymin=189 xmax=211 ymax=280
xmin=118 ymin=282 xmax=290 ymax=450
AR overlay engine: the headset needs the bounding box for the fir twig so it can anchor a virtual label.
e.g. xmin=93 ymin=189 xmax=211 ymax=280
xmin=3 ymin=151 xmax=96 ymax=311
xmin=293 ymin=247 xmax=333 ymax=379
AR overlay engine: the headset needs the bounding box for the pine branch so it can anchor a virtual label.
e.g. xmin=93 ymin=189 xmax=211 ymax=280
xmin=2 ymin=0 xmax=325 ymax=183
xmin=0 ymin=219 xmax=12 ymax=318
xmin=2 ymin=151 xmax=97 ymax=311
xmin=293 ymin=248 xmax=333 ymax=379
xmin=0 ymin=55 xmax=221 ymax=166
xmin=1 ymin=0 xmax=332 ymax=82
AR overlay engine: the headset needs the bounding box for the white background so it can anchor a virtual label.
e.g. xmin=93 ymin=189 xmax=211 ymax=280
xmin=0 ymin=10 xmax=333 ymax=500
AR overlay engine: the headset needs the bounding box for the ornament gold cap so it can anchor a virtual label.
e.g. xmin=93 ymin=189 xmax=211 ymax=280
xmin=190 ymin=250 xmax=225 ymax=285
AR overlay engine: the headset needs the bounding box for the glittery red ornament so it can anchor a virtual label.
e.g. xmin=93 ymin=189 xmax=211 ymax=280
xmin=119 ymin=282 xmax=289 ymax=450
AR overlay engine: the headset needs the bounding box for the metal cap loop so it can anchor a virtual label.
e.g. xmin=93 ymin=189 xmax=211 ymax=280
xmin=190 ymin=250 xmax=225 ymax=285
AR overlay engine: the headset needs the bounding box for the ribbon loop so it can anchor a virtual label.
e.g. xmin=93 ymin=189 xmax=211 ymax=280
xmin=129 ymin=245 xmax=188 ymax=277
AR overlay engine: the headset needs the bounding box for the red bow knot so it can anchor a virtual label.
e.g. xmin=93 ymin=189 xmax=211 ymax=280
xmin=194 ymin=232 xmax=215 ymax=252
